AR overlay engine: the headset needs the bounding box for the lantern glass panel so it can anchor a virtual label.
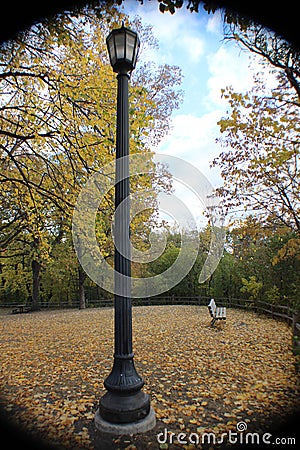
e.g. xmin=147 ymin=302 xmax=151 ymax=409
xmin=126 ymin=32 xmax=136 ymax=62
xmin=108 ymin=38 xmax=116 ymax=66
xmin=115 ymin=33 xmax=125 ymax=60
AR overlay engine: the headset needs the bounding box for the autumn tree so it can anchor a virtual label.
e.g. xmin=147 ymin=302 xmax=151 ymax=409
xmin=214 ymin=78 xmax=299 ymax=226
xmin=0 ymin=6 xmax=182 ymax=308
xmin=212 ymin=23 xmax=300 ymax=286
xmin=212 ymin=26 xmax=298 ymax=237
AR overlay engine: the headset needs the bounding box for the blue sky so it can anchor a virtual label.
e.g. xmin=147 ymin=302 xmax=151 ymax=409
xmin=119 ymin=1 xmax=266 ymax=226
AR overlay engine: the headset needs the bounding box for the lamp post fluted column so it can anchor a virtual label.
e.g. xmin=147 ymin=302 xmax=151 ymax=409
xmin=95 ymin=24 xmax=155 ymax=431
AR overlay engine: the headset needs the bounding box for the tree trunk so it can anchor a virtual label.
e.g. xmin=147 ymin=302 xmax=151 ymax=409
xmin=78 ymin=265 xmax=86 ymax=309
xmin=31 ymin=259 xmax=40 ymax=311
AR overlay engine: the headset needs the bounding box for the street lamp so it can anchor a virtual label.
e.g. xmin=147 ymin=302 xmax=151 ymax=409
xmin=95 ymin=24 xmax=155 ymax=432
xmin=106 ymin=23 xmax=140 ymax=74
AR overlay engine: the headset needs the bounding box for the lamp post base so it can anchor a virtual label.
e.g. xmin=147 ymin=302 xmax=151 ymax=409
xmin=94 ymin=406 xmax=156 ymax=435
xmin=99 ymin=390 xmax=150 ymax=424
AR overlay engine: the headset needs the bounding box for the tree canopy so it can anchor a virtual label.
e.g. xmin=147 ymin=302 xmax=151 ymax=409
xmin=0 ymin=5 xmax=182 ymax=309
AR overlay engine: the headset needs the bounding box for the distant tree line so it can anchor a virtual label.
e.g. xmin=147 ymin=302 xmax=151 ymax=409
xmin=1 ymin=221 xmax=299 ymax=311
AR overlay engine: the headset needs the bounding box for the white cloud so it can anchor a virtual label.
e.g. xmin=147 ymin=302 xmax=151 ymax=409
xmin=205 ymin=44 xmax=279 ymax=108
xmin=155 ymin=111 xmax=224 ymax=226
xmin=121 ymin=1 xmax=279 ymax=225
xmin=124 ymin=0 xmax=205 ymax=65
xmin=157 ymin=110 xmax=223 ymax=186
xmin=206 ymin=10 xmax=223 ymax=34
xmin=181 ymin=35 xmax=204 ymax=62
xmin=205 ymin=45 xmax=254 ymax=107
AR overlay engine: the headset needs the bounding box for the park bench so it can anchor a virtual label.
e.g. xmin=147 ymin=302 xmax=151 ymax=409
xmin=208 ymin=299 xmax=226 ymax=326
xmin=12 ymin=304 xmax=31 ymax=314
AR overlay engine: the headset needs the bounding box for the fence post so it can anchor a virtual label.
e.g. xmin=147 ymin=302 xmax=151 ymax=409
xmin=253 ymin=300 xmax=257 ymax=314
xmin=292 ymin=313 xmax=300 ymax=337
xmin=292 ymin=313 xmax=300 ymax=368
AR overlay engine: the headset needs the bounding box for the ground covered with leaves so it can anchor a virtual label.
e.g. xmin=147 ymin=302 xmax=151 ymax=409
xmin=0 ymin=306 xmax=299 ymax=449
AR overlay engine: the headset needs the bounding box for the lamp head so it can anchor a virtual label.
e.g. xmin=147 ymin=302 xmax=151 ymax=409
xmin=106 ymin=23 xmax=140 ymax=74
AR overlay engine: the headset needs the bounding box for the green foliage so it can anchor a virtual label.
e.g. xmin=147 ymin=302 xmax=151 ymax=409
xmin=265 ymin=285 xmax=281 ymax=305
xmin=240 ymin=276 xmax=263 ymax=300
xmin=141 ymin=219 xmax=300 ymax=307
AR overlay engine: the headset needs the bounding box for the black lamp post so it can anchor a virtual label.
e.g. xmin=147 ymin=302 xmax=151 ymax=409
xmin=97 ymin=24 xmax=153 ymax=427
